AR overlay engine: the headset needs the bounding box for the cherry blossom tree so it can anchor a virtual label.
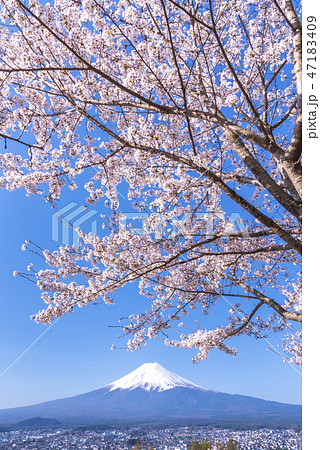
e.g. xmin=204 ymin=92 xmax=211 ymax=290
xmin=0 ymin=0 xmax=302 ymax=364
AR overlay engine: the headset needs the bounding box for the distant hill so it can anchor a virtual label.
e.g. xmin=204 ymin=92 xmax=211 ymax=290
xmin=0 ymin=363 xmax=301 ymax=427
xmin=14 ymin=417 xmax=61 ymax=428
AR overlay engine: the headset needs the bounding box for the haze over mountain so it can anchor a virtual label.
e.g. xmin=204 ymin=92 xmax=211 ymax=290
xmin=0 ymin=363 xmax=301 ymax=426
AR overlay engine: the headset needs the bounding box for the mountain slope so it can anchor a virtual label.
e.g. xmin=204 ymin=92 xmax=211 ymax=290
xmin=0 ymin=363 xmax=301 ymax=426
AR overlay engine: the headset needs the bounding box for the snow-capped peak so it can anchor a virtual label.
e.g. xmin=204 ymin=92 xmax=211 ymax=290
xmin=106 ymin=362 xmax=208 ymax=392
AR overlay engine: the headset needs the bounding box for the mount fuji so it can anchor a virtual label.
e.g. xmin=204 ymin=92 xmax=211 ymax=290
xmin=0 ymin=363 xmax=301 ymax=426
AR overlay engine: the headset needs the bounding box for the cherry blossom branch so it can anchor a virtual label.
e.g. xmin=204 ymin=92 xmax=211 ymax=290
xmin=15 ymin=0 xmax=175 ymax=114
xmin=14 ymin=0 xmax=295 ymax=166
xmin=281 ymin=0 xmax=302 ymax=197
xmin=0 ymin=66 xmax=89 ymax=73
xmin=228 ymin=301 xmax=264 ymax=337
xmin=73 ymin=103 xmax=302 ymax=253
xmin=207 ymin=0 xmax=267 ymax=133
xmin=229 ymin=279 xmax=302 ymax=322
xmin=0 ymin=132 xmax=44 ymax=150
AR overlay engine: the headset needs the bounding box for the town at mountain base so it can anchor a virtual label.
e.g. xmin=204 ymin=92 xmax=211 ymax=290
xmin=0 ymin=363 xmax=301 ymax=426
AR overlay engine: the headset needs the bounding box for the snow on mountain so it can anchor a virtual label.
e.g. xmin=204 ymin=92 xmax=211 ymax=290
xmin=106 ymin=362 xmax=208 ymax=392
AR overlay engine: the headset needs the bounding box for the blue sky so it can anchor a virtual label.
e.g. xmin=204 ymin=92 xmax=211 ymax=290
xmin=0 ymin=182 xmax=302 ymax=409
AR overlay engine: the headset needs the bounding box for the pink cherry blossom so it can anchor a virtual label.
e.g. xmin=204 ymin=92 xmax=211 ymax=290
xmin=0 ymin=0 xmax=302 ymax=365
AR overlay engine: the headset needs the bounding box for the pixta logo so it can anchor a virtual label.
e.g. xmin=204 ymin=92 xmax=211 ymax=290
xmin=119 ymin=211 xmax=249 ymax=239
xmin=52 ymin=202 xmax=98 ymax=245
